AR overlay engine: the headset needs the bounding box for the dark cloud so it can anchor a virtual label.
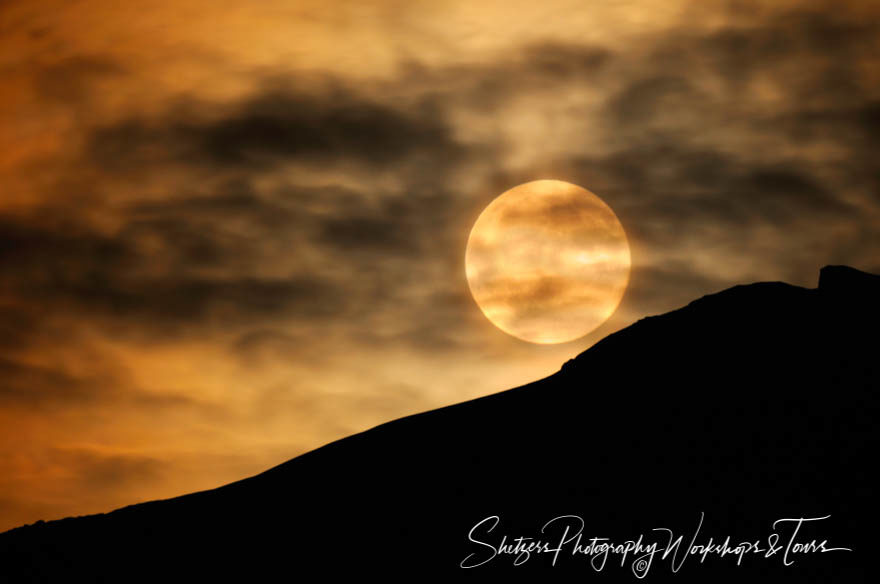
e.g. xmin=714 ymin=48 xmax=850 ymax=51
xmin=580 ymin=144 xmax=856 ymax=247
xmin=695 ymin=11 xmax=876 ymax=92
xmin=607 ymin=76 xmax=698 ymax=124
xmin=0 ymin=210 xmax=344 ymax=340
xmin=0 ymin=164 xmax=465 ymax=355
xmin=313 ymin=188 xmax=456 ymax=257
xmin=89 ymin=85 xmax=465 ymax=172
xmin=395 ymin=42 xmax=612 ymax=112
xmin=0 ymin=215 xmax=133 ymax=288
xmin=132 ymin=180 xmax=294 ymax=232
xmin=4 ymin=77 xmax=476 ymax=351
xmin=86 ymin=276 xmax=341 ymax=324
xmin=34 ymin=56 xmax=124 ymax=103
xmin=318 ymin=215 xmax=414 ymax=254
xmin=521 ymin=43 xmax=613 ymax=78
xmin=741 ymin=167 xmax=852 ymax=220
xmin=0 ymin=308 xmax=39 ymax=351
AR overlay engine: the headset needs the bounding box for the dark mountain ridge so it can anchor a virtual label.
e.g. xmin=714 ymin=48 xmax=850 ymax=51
xmin=1 ymin=265 xmax=877 ymax=581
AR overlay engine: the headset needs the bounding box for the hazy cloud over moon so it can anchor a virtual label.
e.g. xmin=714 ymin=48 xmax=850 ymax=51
xmin=466 ymin=181 xmax=630 ymax=344
xmin=0 ymin=0 xmax=877 ymax=530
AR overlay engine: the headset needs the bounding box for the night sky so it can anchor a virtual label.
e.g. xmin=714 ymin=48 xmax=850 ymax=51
xmin=1 ymin=0 xmax=878 ymax=531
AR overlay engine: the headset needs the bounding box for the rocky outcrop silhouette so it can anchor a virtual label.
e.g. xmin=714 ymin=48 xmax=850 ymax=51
xmin=1 ymin=266 xmax=876 ymax=581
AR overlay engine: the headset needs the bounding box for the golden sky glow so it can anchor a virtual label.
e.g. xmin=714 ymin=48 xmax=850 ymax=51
xmin=0 ymin=0 xmax=878 ymax=531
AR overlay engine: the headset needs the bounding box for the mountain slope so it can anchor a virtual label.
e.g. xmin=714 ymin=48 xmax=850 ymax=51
xmin=1 ymin=265 xmax=877 ymax=581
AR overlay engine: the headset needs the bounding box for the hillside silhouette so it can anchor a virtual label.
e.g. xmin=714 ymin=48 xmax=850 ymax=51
xmin=1 ymin=265 xmax=877 ymax=581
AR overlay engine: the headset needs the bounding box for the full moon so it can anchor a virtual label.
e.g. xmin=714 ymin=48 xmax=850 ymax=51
xmin=465 ymin=180 xmax=631 ymax=344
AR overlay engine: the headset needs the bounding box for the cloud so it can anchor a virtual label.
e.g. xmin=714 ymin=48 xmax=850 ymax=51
xmin=6 ymin=3 xmax=879 ymax=353
xmin=88 ymin=84 xmax=465 ymax=172
xmin=34 ymin=56 xmax=125 ymax=104
xmin=0 ymin=211 xmax=344 ymax=338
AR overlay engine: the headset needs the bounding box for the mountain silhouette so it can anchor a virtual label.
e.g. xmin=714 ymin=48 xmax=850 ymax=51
xmin=1 ymin=265 xmax=877 ymax=581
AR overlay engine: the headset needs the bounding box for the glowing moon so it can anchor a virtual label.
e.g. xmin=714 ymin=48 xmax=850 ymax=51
xmin=465 ymin=180 xmax=631 ymax=344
